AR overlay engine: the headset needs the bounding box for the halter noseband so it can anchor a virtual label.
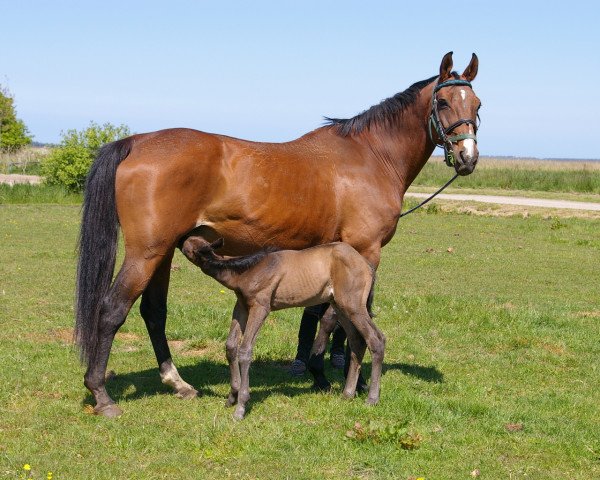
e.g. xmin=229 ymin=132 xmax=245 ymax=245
xmin=428 ymin=79 xmax=479 ymax=167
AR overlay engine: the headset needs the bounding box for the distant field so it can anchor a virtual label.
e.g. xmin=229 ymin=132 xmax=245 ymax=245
xmin=1 ymin=204 xmax=599 ymax=479
xmin=414 ymin=156 xmax=600 ymax=194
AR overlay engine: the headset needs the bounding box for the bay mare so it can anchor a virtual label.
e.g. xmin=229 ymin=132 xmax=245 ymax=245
xmin=76 ymin=52 xmax=481 ymax=417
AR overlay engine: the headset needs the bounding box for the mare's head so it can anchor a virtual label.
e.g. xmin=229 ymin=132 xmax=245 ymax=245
xmin=430 ymin=52 xmax=481 ymax=176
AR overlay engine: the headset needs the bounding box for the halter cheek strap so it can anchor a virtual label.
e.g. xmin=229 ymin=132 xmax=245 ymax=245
xmin=429 ymin=79 xmax=479 ymax=167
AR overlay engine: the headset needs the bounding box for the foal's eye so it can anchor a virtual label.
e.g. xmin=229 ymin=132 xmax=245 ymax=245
xmin=438 ymin=99 xmax=449 ymax=109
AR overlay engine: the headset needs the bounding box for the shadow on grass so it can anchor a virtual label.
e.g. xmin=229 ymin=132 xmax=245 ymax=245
xmin=382 ymin=362 xmax=444 ymax=383
xmin=82 ymin=358 xmax=443 ymax=408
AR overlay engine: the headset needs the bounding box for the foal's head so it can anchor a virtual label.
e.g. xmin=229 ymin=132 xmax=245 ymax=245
xmin=430 ymin=52 xmax=481 ymax=176
xmin=181 ymin=237 xmax=224 ymax=267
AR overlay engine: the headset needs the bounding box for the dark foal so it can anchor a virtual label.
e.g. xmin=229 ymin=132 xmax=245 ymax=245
xmin=181 ymin=237 xmax=386 ymax=420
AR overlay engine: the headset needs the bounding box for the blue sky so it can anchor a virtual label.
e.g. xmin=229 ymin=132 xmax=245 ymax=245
xmin=2 ymin=1 xmax=599 ymax=159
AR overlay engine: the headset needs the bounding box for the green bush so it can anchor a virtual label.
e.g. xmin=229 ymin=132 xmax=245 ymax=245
xmin=0 ymin=85 xmax=32 ymax=152
xmin=42 ymin=122 xmax=130 ymax=192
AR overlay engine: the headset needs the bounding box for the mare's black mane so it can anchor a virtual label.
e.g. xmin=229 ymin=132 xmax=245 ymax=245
xmin=324 ymin=74 xmax=441 ymax=136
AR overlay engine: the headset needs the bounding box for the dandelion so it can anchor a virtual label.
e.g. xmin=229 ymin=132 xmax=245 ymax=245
xmin=220 ymin=289 xmax=225 ymax=294
xmin=47 ymin=472 xmax=53 ymax=480
xmin=23 ymin=464 xmax=31 ymax=471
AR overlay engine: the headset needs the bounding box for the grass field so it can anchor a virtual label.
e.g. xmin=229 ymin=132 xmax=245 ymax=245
xmin=412 ymin=156 xmax=600 ymax=194
xmin=1 ymin=204 xmax=599 ymax=479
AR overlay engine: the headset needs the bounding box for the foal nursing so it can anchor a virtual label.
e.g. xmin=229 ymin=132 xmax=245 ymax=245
xmin=181 ymin=237 xmax=386 ymax=420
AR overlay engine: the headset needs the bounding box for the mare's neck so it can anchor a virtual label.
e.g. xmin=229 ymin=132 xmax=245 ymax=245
xmin=357 ymin=81 xmax=437 ymax=196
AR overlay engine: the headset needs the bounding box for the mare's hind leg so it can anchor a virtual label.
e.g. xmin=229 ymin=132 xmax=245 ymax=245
xmin=307 ymin=306 xmax=336 ymax=391
xmin=84 ymin=254 xmax=165 ymax=417
xmin=225 ymin=300 xmax=247 ymax=407
xmin=140 ymin=251 xmax=197 ymax=399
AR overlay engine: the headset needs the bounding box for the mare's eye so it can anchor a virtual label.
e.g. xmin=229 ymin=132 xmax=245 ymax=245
xmin=438 ymin=99 xmax=449 ymax=109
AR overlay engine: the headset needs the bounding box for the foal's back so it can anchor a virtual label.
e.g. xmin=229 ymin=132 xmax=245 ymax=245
xmin=245 ymin=243 xmax=373 ymax=311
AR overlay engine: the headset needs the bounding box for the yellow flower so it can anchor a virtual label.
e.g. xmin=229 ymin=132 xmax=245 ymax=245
xmin=47 ymin=473 xmax=53 ymax=480
xmin=220 ymin=289 xmax=225 ymax=294
xmin=23 ymin=464 xmax=31 ymax=471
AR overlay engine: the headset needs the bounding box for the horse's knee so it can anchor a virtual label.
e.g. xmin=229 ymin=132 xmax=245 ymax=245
xmin=225 ymin=339 xmax=238 ymax=361
xmin=369 ymin=337 xmax=385 ymax=362
xmin=238 ymin=347 xmax=252 ymax=364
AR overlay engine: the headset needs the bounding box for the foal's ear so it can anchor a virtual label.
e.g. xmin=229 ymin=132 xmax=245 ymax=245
xmin=211 ymin=238 xmax=225 ymax=250
xmin=462 ymin=53 xmax=478 ymax=81
xmin=439 ymin=51 xmax=454 ymax=81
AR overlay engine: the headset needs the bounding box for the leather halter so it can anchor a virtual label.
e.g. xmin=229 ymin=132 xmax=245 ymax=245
xmin=428 ymin=79 xmax=479 ymax=167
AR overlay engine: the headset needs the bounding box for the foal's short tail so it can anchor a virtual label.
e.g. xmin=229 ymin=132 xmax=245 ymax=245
xmin=74 ymin=137 xmax=133 ymax=365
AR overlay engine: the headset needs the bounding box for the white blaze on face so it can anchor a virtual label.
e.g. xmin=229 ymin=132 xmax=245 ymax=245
xmin=462 ymin=136 xmax=476 ymax=159
xmin=460 ymin=89 xmax=466 ymax=102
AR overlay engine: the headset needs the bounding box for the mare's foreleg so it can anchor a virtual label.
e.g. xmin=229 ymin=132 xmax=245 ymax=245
xmin=234 ymin=303 xmax=269 ymax=420
xmin=140 ymin=252 xmax=197 ymax=399
xmin=225 ymin=300 xmax=247 ymax=407
xmin=307 ymin=306 xmax=336 ymax=391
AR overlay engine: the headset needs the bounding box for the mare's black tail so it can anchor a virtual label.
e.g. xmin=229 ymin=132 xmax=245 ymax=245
xmin=74 ymin=137 xmax=133 ymax=365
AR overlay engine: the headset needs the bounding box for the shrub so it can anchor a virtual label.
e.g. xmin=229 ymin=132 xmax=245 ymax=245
xmin=42 ymin=122 xmax=130 ymax=192
xmin=0 ymin=85 xmax=32 ymax=152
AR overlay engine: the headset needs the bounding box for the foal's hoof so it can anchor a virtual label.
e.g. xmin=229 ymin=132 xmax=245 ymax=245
xmin=233 ymin=407 xmax=246 ymax=421
xmin=94 ymin=403 xmax=123 ymax=418
xmin=225 ymin=394 xmax=237 ymax=407
xmin=365 ymin=396 xmax=379 ymax=406
xmin=175 ymin=387 xmax=199 ymax=400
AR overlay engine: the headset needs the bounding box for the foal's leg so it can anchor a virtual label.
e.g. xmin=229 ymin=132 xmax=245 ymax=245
xmin=334 ymin=313 xmax=366 ymax=399
xmin=140 ymin=251 xmax=197 ymax=399
xmin=84 ymin=254 xmax=165 ymax=417
xmin=225 ymin=300 xmax=247 ymax=407
xmin=234 ymin=303 xmax=269 ymax=420
xmin=344 ymin=310 xmax=385 ymax=405
xmin=307 ymin=306 xmax=337 ymax=391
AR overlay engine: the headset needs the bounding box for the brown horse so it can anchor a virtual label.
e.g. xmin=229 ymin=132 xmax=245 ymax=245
xmin=75 ymin=52 xmax=480 ymax=417
xmin=180 ymin=237 xmax=384 ymax=419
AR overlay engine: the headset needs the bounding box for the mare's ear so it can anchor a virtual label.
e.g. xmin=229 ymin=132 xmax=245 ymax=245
xmin=439 ymin=51 xmax=454 ymax=81
xmin=211 ymin=238 xmax=225 ymax=250
xmin=462 ymin=53 xmax=478 ymax=81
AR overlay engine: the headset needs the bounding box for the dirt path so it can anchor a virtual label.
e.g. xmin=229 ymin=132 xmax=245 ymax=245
xmin=405 ymin=192 xmax=600 ymax=211
xmin=0 ymin=174 xmax=42 ymax=186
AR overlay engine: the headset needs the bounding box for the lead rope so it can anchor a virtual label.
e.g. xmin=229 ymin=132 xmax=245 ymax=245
xmin=399 ymin=173 xmax=458 ymax=218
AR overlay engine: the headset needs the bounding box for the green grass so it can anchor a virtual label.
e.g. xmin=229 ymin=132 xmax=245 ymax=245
xmin=415 ymin=157 xmax=600 ymax=194
xmin=1 ymin=205 xmax=599 ymax=479
xmin=0 ymin=184 xmax=82 ymax=205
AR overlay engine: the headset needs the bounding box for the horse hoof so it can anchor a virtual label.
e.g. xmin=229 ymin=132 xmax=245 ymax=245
xmin=175 ymin=387 xmax=198 ymax=400
xmin=342 ymin=390 xmax=355 ymax=400
xmin=312 ymin=380 xmax=332 ymax=392
xmin=225 ymin=395 xmax=237 ymax=407
xmin=94 ymin=403 xmax=123 ymax=418
xmin=365 ymin=396 xmax=379 ymax=406
xmin=356 ymin=381 xmax=369 ymax=395
xmin=233 ymin=408 xmax=245 ymax=421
